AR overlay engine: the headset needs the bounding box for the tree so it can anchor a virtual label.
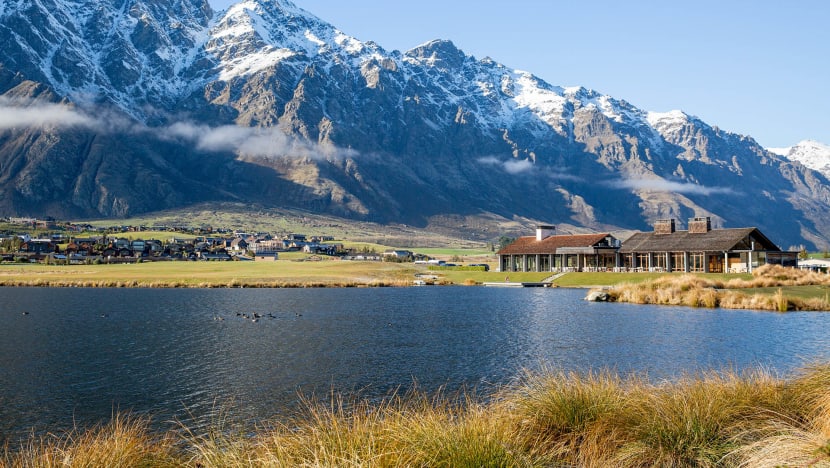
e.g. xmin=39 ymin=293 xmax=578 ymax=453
xmin=497 ymin=236 xmax=516 ymax=251
xmin=0 ymin=236 xmax=23 ymax=253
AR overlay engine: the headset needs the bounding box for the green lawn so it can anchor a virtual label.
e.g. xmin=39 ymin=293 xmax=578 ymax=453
xmin=0 ymin=260 xmax=419 ymax=287
xmin=415 ymin=247 xmax=494 ymax=257
xmin=740 ymin=285 xmax=830 ymax=301
xmin=431 ymin=270 xmax=550 ymax=284
xmin=551 ymin=272 xmax=754 ymax=287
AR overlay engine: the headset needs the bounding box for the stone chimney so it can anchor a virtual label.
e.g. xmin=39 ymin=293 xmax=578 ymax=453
xmin=654 ymin=219 xmax=676 ymax=235
xmin=688 ymin=217 xmax=711 ymax=234
xmin=536 ymin=225 xmax=555 ymax=241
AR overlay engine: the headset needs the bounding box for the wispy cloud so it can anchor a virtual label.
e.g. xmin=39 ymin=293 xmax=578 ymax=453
xmin=161 ymin=122 xmax=358 ymax=160
xmin=0 ymin=98 xmax=97 ymax=129
xmin=609 ymin=178 xmax=734 ymax=195
xmin=0 ymin=99 xmax=358 ymax=160
xmin=477 ymin=156 xmax=534 ymax=174
xmin=476 ymin=156 xmax=585 ymax=183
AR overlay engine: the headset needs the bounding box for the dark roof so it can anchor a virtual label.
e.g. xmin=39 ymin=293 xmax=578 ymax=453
xmin=498 ymin=233 xmax=614 ymax=255
xmin=619 ymin=227 xmax=780 ymax=253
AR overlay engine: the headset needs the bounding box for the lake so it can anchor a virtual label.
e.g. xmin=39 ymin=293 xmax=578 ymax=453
xmin=1 ymin=286 xmax=829 ymax=442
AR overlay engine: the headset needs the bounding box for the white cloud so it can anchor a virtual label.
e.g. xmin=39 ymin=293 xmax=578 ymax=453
xmin=477 ymin=156 xmax=534 ymax=174
xmin=610 ymin=178 xmax=734 ymax=195
xmin=0 ymin=98 xmax=97 ymax=129
xmin=162 ymin=122 xmax=358 ymax=160
xmin=503 ymin=159 xmax=534 ymax=174
xmin=0 ymin=99 xmax=358 ymax=161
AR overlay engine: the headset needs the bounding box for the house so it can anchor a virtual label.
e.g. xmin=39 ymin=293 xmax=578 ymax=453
xmin=255 ymin=252 xmax=279 ymax=261
xmin=114 ymin=238 xmax=131 ymax=250
xmin=250 ymin=239 xmax=283 ymax=254
xmin=618 ymin=217 xmax=797 ymax=273
xmin=200 ymin=252 xmax=232 ymax=261
xmin=799 ymin=259 xmax=830 ymax=273
xmin=20 ymin=239 xmax=55 ymax=254
xmin=383 ymin=250 xmax=414 ymax=261
xmin=497 ymin=226 xmax=621 ymax=272
xmin=230 ymin=238 xmax=248 ymax=252
xmin=130 ymin=239 xmax=147 ymax=256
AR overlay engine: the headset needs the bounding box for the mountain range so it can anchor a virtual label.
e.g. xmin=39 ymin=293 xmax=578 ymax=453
xmin=1 ymin=0 xmax=829 ymax=248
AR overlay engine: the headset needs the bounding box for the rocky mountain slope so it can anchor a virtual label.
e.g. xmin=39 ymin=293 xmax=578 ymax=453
xmin=770 ymin=140 xmax=830 ymax=180
xmin=1 ymin=0 xmax=829 ymax=248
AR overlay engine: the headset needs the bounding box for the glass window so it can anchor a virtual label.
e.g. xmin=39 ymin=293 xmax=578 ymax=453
xmin=690 ymin=253 xmax=705 ymax=272
xmin=671 ymin=253 xmax=685 ymax=272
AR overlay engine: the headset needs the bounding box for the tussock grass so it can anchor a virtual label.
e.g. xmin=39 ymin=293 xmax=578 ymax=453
xmin=599 ymin=265 xmax=830 ymax=311
xmin=6 ymin=364 xmax=830 ymax=467
xmin=1 ymin=414 xmax=178 ymax=468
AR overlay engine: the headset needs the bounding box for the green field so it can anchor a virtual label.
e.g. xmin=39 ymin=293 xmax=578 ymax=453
xmin=551 ymin=271 xmax=754 ymax=287
xmin=0 ymin=260 xmax=420 ymax=288
xmin=742 ymin=285 xmax=830 ymax=301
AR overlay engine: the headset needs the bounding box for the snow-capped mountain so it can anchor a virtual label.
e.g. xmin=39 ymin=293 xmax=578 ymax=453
xmin=769 ymin=140 xmax=830 ymax=179
xmin=1 ymin=0 xmax=829 ymax=248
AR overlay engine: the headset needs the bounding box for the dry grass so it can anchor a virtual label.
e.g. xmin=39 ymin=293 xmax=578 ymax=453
xmin=598 ymin=265 xmax=830 ymax=311
xmin=1 ymin=414 xmax=178 ymax=468
xmin=5 ymin=364 xmax=830 ymax=467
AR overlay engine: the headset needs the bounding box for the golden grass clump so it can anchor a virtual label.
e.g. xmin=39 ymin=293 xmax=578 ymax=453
xmin=1 ymin=414 xmax=179 ymax=468
xmin=607 ymin=370 xmax=789 ymax=467
xmin=729 ymin=363 xmax=830 ymax=467
xmin=183 ymin=390 xmax=526 ymax=467
xmin=507 ymin=368 xmax=626 ymax=465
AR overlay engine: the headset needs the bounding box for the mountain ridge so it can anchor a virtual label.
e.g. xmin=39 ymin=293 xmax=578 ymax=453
xmin=1 ymin=0 xmax=829 ymax=248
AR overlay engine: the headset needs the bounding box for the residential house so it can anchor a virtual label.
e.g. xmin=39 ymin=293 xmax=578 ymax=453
xmin=383 ymin=250 xmax=414 ymax=261
xmin=20 ymin=239 xmax=55 ymax=254
xmin=230 ymin=238 xmax=248 ymax=252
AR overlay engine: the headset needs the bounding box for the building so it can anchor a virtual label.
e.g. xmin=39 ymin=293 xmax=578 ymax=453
xmin=382 ymin=250 xmax=414 ymax=261
xmin=798 ymin=258 xmax=830 ymax=273
xmin=618 ymin=217 xmax=797 ymax=273
xmin=497 ymin=226 xmax=621 ymax=272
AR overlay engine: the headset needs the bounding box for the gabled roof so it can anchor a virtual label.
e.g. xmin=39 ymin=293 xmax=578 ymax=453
xmin=619 ymin=227 xmax=780 ymax=253
xmin=498 ymin=233 xmax=614 ymax=255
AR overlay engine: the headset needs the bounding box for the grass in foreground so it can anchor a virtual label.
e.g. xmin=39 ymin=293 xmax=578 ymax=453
xmin=4 ymin=364 xmax=830 ymax=467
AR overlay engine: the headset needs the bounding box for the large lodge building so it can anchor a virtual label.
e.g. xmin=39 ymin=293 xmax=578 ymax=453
xmin=497 ymin=218 xmax=798 ymax=273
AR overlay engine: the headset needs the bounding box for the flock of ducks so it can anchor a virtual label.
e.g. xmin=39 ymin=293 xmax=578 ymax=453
xmin=19 ymin=311 xmax=293 ymax=322
xmin=213 ymin=311 xmax=302 ymax=323
xmin=19 ymin=311 xmax=300 ymax=322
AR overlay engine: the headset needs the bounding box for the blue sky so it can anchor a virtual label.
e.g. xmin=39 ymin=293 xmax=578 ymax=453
xmin=208 ymin=0 xmax=830 ymax=148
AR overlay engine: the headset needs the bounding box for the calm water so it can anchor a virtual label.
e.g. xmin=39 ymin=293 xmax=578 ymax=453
xmin=1 ymin=286 xmax=829 ymax=441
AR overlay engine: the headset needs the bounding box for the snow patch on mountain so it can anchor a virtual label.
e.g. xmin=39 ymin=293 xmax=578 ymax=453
xmin=770 ymin=140 xmax=830 ymax=178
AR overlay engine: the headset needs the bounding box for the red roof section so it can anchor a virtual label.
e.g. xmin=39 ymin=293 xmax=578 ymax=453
xmin=497 ymin=233 xmax=613 ymax=255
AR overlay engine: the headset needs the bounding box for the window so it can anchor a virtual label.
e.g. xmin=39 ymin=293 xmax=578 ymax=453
xmin=671 ymin=253 xmax=685 ymax=272
xmin=690 ymin=252 xmax=705 ymax=272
